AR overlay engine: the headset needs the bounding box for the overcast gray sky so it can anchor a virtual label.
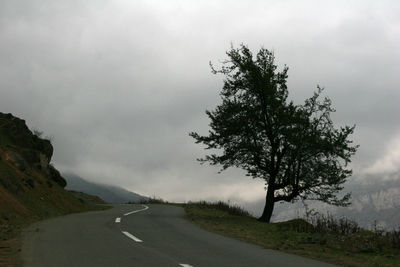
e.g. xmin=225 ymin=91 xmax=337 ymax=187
xmin=1 ymin=0 xmax=399 ymax=203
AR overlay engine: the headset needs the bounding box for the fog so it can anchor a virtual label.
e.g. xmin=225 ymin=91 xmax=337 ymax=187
xmin=1 ymin=0 xmax=399 ymax=205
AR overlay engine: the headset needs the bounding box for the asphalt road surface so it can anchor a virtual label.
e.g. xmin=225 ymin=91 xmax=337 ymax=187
xmin=21 ymin=204 xmax=336 ymax=267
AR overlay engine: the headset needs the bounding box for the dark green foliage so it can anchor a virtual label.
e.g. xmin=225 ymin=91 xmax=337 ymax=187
xmin=190 ymin=45 xmax=358 ymax=222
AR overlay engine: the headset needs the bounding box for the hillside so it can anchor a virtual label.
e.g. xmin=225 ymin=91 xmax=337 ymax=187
xmin=0 ymin=112 xmax=107 ymax=266
xmin=64 ymin=173 xmax=147 ymax=203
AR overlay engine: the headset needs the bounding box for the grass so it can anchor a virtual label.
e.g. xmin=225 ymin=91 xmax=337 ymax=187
xmin=184 ymin=201 xmax=400 ymax=267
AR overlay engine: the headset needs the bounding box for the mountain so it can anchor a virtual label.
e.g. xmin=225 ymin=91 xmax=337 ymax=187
xmin=64 ymin=173 xmax=147 ymax=203
xmin=245 ymin=173 xmax=400 ymax=230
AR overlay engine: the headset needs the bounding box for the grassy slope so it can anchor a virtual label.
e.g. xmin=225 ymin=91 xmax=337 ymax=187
xmin=184 ymin=203 xmax=400 ymax=267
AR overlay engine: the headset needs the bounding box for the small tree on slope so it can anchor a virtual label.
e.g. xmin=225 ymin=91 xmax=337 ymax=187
xmin=190 ymin=45 xmax=358 ymax=223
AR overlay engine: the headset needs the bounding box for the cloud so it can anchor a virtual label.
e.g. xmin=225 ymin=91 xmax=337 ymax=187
xmin=365 ymin=136 xmax=400 ymax=175
xmin=0 ymin=0 xmax=399 ymax=203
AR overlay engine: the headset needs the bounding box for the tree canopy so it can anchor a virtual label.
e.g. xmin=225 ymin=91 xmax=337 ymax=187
xmin=190 ymin=45 xmax=358 ymax=222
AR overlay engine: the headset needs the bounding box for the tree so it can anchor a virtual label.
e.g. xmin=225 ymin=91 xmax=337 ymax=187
xmin=190 ymin=45 xmax=358 ymax=222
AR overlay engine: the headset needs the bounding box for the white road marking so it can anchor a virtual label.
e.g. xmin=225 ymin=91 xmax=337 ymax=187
xmin=119 ymin=205 xmax=149 ymax=242
xmin=124 ymin=204 xmax=149 ymax=216
xmin=122 ymin=231 xmax=143 ymax=242
xmin=120 ymin=206 xmax=191 ymax=266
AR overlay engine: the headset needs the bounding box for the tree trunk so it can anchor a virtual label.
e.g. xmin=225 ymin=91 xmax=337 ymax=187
xmin=258 ymin=185 xmax=275 ymax=223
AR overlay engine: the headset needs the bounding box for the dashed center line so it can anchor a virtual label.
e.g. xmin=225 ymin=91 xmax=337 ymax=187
xmin=124 ymin=204 xmax=149 ymax=216
xmin=117 ymin=205 xmax=193 ymax=267
xmin=117 ymin=205 xmax=149 ymax=243
xmin=115 ymin=205 xmax=149 ymax=224
xmin=122 ymin=231 xmax=143 ymax=242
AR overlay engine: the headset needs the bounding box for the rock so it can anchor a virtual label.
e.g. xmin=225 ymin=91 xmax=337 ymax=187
xmin=0 ymin=112 xmax=66 ymax=188
xmin=0 ymin=112 xmax=53 ymax=159
xmin=48 ymin=164 xmax=67 ymax=188
xmin=4 ymin=151 xmax=26 ymax=171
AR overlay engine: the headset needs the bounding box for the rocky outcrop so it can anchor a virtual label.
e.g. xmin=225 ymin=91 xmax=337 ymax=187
xmin=0 ymin=113 xmax=53 ymax=159
xmin=48 ymin=164 xmax=67 ymax=188
xmin=0 ymin=112 xmax=66 ymax=188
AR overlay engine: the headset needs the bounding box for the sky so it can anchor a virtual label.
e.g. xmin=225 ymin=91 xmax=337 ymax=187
xmin=0 ymin=0 xmax=399 ymax=204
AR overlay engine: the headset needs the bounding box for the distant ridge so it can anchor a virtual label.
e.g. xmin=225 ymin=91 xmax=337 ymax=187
xmin=64 ymin=173 xmax=147 ymax=204
xmin=247 ymin=173 xmax=400 ymax=230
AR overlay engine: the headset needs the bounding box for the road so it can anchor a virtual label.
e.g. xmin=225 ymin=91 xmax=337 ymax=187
xmin=21 ymin=204 xmax=336 ymax=267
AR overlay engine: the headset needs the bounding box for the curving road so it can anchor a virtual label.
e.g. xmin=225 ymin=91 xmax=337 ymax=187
xmin=21 ymin=204 xmax=336 ymax=267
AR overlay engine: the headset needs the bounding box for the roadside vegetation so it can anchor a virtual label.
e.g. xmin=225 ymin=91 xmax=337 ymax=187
xmin=184 ymin=201 xmax=400 ymax=267
xmin=137 ymin=196 xmax=168 ymax=204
